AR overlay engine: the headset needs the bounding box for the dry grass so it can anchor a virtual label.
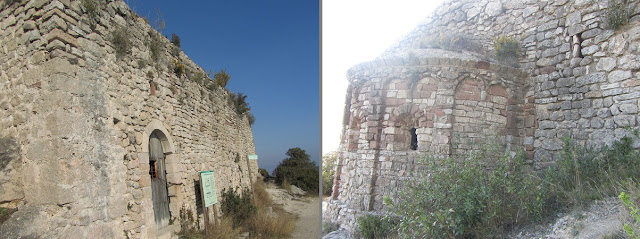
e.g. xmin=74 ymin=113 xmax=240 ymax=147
xmin=252 ymin=180 xmax=272 ymax=209
xmin=247 ymin=210 xmax=296 ymax=238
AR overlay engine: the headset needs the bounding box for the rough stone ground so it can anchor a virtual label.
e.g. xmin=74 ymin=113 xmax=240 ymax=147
xmin=265 ymin=183 xmax=320 ymax=238
xmin=322 ymin=197 xmax=630 ymax=239
xmin=510 ymin=197 xmax=628 ymax=239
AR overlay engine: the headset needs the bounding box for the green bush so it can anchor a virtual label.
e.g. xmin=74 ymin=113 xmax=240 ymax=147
xmin=111 ymin=27 xmax=132 ymax=60
xmin=357 ymin=214 xmax=396 ymax=239
xmin=493 ymin=35 xmax=520 ymax=65
xmin=221 ymin=187 xmax=256 ymax=228
xmin=273 ymin=147 xmax=319 ymax=193
xmin=388 ymin=146 xmax=550 ymax=238
xmin=423 ymin=33 xmax=483 ymax=53
xmin=607 ymin=0 xmax=633 ymax=31
xmin=322 ymin=152 xmax=337 ymax=196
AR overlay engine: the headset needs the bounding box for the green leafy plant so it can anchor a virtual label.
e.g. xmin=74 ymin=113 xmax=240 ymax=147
xmin=357 ymin=214 xmax=397 ymax=239
xmin=606 ymin=0 xmax=634 ymax=30
xmin=619 ymin=191 xmax=640 ymax=239
xmin=111 ymin=27 xmax=132 ymax=60
xmin=493 ymin=35 xmax=520 ymax=65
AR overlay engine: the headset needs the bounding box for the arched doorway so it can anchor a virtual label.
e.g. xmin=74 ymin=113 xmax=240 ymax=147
xmin=149 ymin=130 xmax=171 ymax=228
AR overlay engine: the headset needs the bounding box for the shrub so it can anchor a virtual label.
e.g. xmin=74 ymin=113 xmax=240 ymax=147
xmin=493 ymin=35 xmax=520 ymax=65
xmin=213 ymin=69 xmax=231 ymax=88
xmin=171 ymin=33 xmax=181 ymax=48
xmin=549 ymin=134 xmax=640 ymax=207
xmin=322 ymin=220 xmax=339 ymax=235
xmin=258 ymin=168 xmax=269 ymax=179
xmin=273 ymin=147 xmax=319 ymax=193
xmin=173 ymin=59 xmax=185 ymax=77
xmin=606 ymin=0 xmax=633 ymax=31
xmin=388 ymin=146 xmax=550 ymax=238
xmin=221 ymin=187 xmax=256 ymax=228
xmin=177 ymin=205 xmax=198 ymax=237
xmin=422 ymin=33 xmax=483 ymax=53
xmin=322 ymin=152 xmax=337 ymax=196
xmin=357 ymin=214 xmax=396 ymax=239
xmin=111 ymin=27 xmax=132 ymax=60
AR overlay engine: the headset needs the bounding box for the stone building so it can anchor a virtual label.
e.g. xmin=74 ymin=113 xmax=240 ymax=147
xmin=0 ymin=0 xmax=259 ymax=238
xmin=325 ymin=0 xmax=640 ymax=232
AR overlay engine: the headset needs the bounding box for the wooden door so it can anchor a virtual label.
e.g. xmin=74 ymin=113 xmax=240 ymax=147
xmin=149 ymin=132 xmax=171 ymax=229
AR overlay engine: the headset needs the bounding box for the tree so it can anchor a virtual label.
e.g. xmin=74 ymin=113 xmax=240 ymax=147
xmin=258 ymin=168 xmax=269 ymax=179
xmin=273 ymin=147 xmax=319 ymax=193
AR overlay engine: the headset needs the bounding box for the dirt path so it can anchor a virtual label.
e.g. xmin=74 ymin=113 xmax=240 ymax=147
xmin=265 ymin=183 xmax=320 ymax=238
xmin=286 ymin=196 xmax=320 ymax=238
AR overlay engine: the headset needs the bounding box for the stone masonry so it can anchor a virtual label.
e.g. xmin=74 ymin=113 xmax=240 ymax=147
xmin=0 ymin=0 xmax=259 ymax=238
xmin=325 ymin=0 xmax=640 ymax=233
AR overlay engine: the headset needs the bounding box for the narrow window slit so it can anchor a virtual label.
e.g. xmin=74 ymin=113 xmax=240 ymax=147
xmin=410 ymin=128 xmax=418 ymax=150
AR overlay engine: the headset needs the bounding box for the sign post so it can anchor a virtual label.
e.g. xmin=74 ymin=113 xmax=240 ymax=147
xmin=199 ymin=170 xmax=218 ymax=231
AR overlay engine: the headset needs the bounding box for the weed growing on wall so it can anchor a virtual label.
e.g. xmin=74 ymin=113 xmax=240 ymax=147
xmin=111 ymin=27 xmax=132 ymax=60
xmin=171 ymin=33 xmax=181 ymax=48
xmin=173 ymin=59 xmax=185 ymax=77
xmin=422 ymin=33 xmax=483 ymax=54
xmin=493 ymin=35 xmax=520 ymax=66
xmin=213 ymin=69 xmax=230 ymax=88
xmin=81 ymin=0 xmax=100 ymax=28
xmin=147 ymin=30 xmax=164 ymax=64
xmin=606 ymin=0 xmax=634 ymax=31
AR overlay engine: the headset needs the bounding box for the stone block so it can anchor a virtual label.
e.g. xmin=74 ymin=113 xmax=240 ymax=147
xmin=608 ymin=70 xmax=631 ymax=82
xmin=596 ymin=57 xmax=616 ymax=72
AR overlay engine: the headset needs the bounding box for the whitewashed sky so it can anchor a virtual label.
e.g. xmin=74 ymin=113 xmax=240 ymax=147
xmin=322 ymin=0 xmax=446 ymax=155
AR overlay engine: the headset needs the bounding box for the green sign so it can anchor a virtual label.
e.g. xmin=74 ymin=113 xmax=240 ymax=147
xmin=247 ymin=154 xmax=258 ymax=160
xmin=200 ymin=171 xmax=217 ymax=207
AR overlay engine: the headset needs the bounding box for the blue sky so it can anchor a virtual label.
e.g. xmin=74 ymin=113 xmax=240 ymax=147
xmin=126 ymin=0 xmax=320 ymax=173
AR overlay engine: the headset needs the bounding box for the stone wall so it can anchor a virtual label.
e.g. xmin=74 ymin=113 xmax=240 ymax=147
xmin=0 ymin=0 xmax=259 ymax=238
xmin=326 ymin=0 xmax=640 ymax=232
